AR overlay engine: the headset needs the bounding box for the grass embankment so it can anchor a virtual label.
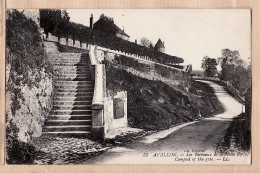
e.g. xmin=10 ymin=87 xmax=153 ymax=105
xmin=106 ymin=65 xmax=225 ymax=130
xmin=190 ymin=80 xmax=225 ymax=116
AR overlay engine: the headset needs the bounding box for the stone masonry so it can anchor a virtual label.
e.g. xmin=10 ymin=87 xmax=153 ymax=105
xmin=43 ymin=53 xmax=94 ymax=136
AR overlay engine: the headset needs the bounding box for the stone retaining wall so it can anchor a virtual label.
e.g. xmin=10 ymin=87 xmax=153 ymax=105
xmin=104 ymin=91 xmax=127 ymax=136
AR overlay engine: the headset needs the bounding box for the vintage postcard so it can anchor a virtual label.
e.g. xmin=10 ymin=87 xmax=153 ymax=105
xmin=5 ymin=9 xmax=251 ymax=164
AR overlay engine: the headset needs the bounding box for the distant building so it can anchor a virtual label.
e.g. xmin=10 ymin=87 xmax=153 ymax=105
xmin=92 ymin=14 xmax=130 ymax=41
xmin=154 ymin=39 xmax=165 ymax=53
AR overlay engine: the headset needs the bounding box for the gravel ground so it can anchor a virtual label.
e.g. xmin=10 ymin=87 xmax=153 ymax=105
xmin=32 ymin=135 xmax=108 ymax=164
xmin=31 ymin=128 xmax=155 ymax=164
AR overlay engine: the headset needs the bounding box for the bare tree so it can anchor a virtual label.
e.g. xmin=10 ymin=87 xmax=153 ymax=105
xmin=139 ymin=37 xmax=152 ymax=47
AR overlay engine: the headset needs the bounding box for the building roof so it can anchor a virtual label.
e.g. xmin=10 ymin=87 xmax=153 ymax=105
xmin=155 ymin=39 xmax=165 ymax=48
xmin=116 ymin=27 xmax=129 ymax=37
xmin=93 ymin=14 xmax=129 ymax=37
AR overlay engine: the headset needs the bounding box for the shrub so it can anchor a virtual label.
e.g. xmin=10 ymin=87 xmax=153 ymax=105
xmin=6 ymin=10 xmax=52 ymax=88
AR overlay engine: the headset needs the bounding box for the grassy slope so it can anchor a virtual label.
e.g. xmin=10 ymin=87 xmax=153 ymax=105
xmin=106 ymin=65 xmax=225 ymax=130
xmin=190 ymin=80 xmax=225 ymax=116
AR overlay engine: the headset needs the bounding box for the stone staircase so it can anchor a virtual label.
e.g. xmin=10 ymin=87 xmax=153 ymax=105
xmin=43 ymin=53 xmax=94 ymax=137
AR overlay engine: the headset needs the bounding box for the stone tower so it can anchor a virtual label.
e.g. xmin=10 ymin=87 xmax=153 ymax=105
xmin=154 ymin=39 xmax=165 ymax=53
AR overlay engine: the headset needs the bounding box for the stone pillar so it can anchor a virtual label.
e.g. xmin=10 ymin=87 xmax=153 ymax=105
xmin=91 ymin=105 xmax=105 ymax=140
xmin=91 ymin=64 xmax=106 ymax=140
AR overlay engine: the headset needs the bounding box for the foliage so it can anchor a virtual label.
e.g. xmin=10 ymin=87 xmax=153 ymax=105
xmin=218 ymin=49 xmax=240 ymax=81
xmin=39 ymin=9 xmax=184 ymax=64
xmin=6 ymin=10 xmax=52 ymax=84
xmin=39 ymin=9 xmax=70 ymax=38
xmin=139 ymin=37 xmax=152 ymax=48
xmin=111 ymin=54 xmax=190 ymax=87
xmin=113 ymin=55 xmax=151 ymax=72
xmin=201 ymin=56 xmax=218 ymax=77
xmin=218 ymin=49 xmax=251 ymax=94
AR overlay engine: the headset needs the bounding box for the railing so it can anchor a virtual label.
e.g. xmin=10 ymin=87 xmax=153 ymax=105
xmin=193 ymin=76 xmax=245 ymax=103
xmin=96 ymin=46 xmax=192 ymax=73
xmin=88 ymin=45 xmax=106 ymax=140
xmin=45 ymin=33 xmax=191 ymax=73
xmin=92 ymin=64 xmax=105 ymax=106
xmin=225 ymin=81 xmax=245 ymax=103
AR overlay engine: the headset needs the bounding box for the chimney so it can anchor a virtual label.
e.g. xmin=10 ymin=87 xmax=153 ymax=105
xmin=90 ymin=14 xmax=93 ymax=28
xmin=135 ymin=39 xmax=137 ymax=44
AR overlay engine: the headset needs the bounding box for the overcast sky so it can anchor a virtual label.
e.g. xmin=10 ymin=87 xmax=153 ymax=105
xmin=67 ymin=9 xmax=251 ymax=70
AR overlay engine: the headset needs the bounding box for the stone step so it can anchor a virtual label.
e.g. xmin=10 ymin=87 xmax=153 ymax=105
xmin=51 ymin=63 xmax=88 ymax=66
xmin=52 ymin=110 xmax=92 ymax=115
xmin=48 ymin=114 xmax=92 ymax=120
xmin=49 ymin=57 xmax=84 ymax=61
xmin=53 ymin=74 xmax=89 ymax=78
xmin=43 ymin=125 xmax=91 ymax=132
xmin=55 ymin=92 xmax=93 ymax=97
xmin=53 ymin=71 xmax=90 ymax=75
xmin=50 ymin=60 xmax=87 ymax=63
xmin=54 ymin=84 xmax=94 ymax=88
xmin=49 ymin=58 xmax=87 ymax=61
xmin=55 ymin=81 xmax=94 ymax=85
xmin=54 ymin=88 xmax=94 ymax=92
xmin=54 ymin=84 xmax=94 ymax=89
xmin=42 ymin=131 xmax=91 ymax=138
xmin=53 ymin=63 xmax=87 ymax=66
xmin=58 ymin=53 xmax=84 ymax=57
xmin=52 ymin=66 xmax=88 ymax=70
xmin=53 ymin=101 xmax=92 ymax=105
xmin=44 ymin=52 xmax=93 ymax=137
xmin=54 ymin=96 xmax=93 ymax=101
xmin=53 ymin=67 xmax=89 ymax=71
xmin=49 ymin=57 xmax=83 ymax=60
xmin=53 ymin=68 xmax=89 ymax=72
xmin=52 ymin=65 xmax=89 ymax=69
xmin=45 ymin=120 xmax=92 ymax=126
xmin=53 ymin=104 xmax=92 ymax=110
xmin=53 ymin=77 xmax=91 ymax=81
xmin=54 ymin=87 xmax=94 ymax=92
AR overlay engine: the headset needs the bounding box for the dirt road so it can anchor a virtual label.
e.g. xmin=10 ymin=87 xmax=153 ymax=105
xmin=83 ymin=80 xmax=244 ymax=164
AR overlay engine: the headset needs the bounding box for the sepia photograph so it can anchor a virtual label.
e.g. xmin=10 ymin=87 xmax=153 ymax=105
xmin=5 ymin=9 xmax=251 ymax=164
